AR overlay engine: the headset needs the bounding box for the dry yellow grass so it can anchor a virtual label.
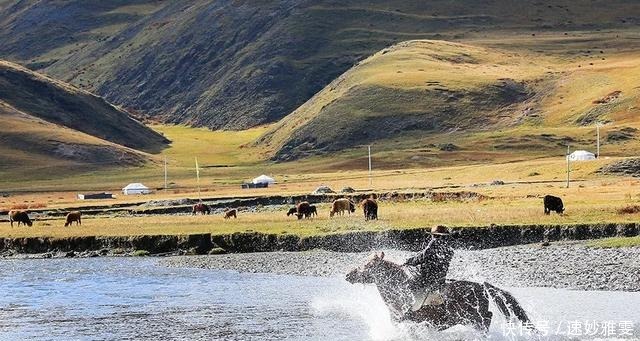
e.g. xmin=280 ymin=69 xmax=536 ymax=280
xmin=3 ymin=185 xmax=640 ymax=239
xmin=0 ymin=154 xmax=635 ymax=210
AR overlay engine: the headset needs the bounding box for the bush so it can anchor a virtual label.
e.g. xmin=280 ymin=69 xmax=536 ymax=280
xmin=208 ymin=247 xmax=227 ymax=255
xmin=132 ymin=249 xmax=150 ymax=257
xmin=616 ymin=205 xmax=640 ymax=215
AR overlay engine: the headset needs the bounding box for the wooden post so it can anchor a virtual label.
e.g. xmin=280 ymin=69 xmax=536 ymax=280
xmin=195 ymin=157 xmax=201 ymax=200
xmin=368 ymin=145 xmax=372 ymax=187
xmin=164 ymin=156 xmax=168 ymax=191
xmin=596 ymin=123 xmax=600 ymax=158
xmin=566 ymin=145 xmax=570 ymax=188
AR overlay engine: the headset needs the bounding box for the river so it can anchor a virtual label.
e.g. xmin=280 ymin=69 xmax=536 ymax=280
xmin=0 ymin=258 xmax=638 ymax=340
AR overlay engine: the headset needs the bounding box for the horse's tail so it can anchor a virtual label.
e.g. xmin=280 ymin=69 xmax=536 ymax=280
xmin=483 ymin=282 xmax=535 ymax=329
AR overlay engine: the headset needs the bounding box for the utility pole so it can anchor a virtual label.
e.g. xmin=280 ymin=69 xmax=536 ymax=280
xmin=368 ymin=145 xmax=372 ymax=187
xmin=195 ymin=157 xmax=201 ymax=200
xmin=596 ymin=123 xmax=601 ymax=158
xmin=164 ymin=156 xmax=168 ymax=191
xmin=566 ymin=145 xmax=570 ymax=188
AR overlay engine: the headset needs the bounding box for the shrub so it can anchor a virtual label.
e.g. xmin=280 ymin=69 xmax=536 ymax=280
xmin=616 ymin=205 xmax=640 ymax=215
xmin=132 ymin=249 xmax=150 ymax=257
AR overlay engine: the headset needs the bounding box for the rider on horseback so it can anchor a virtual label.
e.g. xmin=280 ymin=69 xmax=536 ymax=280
xmin=403 ymin=225 xmax=453 ymax=311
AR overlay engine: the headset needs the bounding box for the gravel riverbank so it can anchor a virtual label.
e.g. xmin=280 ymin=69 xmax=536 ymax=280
xmin=163 ymin=241 xmax=640 ymax=291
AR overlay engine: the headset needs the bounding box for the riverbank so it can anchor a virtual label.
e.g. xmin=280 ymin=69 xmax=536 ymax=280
xmin=1 ymin=222 xmax=638 ymax=258
xmin=163 ymin=241 xmax=640 ymax=292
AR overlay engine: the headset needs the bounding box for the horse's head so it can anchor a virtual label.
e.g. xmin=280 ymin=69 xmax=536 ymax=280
xmin=345 ymin=252 xmax=388 ymax=284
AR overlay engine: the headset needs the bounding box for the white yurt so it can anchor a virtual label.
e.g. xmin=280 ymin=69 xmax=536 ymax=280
xmin=122 ymin=183 xmax=151 ymax=195
xmin=567 ymin=150 xmax=596 ymax=161
xmin=252 ymin=174 xmax=276 ymax=185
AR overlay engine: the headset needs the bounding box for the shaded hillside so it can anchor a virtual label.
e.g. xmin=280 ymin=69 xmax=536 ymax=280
xmin=0 ymin=101 xmax=148 ymax=171
xmin=256 ymin=40 xmax=640 ymax=161
xmin=0 ymin=0 xmax=638 ymax=130
xmin=0 ymin=61 xmax=168 ymax=152
xmin=0 ymin=60 xmax=169 ymax=173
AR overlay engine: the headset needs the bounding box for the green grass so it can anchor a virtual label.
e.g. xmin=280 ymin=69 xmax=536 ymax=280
xmin=131 ymin=249 xmax=150 ymax=257
xmin=587 ymin=236 xmax=640 ymax=248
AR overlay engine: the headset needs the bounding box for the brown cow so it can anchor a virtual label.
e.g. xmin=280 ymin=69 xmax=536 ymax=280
xmin=309 ymin=205 xmax=318 ymax=217
xmin=361 ymin=199 xmax=378 ymax=221
xmin=224 ymin=209 xmax=237 ymax=219
xmin=64 ymin=211 xmax=82 ymax=227
xmin=192 ymin=203 xmax=210 ymax=215
xmin=9 ymin=210 xmax=32 ymax=227
xmin=296 ymin=201 xmax=312 ymax=220
xmin=330 ymin=198 xmax=356 ymax=217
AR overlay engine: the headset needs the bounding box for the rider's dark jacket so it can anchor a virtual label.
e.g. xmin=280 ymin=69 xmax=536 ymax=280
xmin=405 ymin=236 xmax=453 ymax=289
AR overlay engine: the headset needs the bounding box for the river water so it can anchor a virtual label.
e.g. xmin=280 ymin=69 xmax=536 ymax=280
xmin=0 ymin=258 xmax=638 ymax=341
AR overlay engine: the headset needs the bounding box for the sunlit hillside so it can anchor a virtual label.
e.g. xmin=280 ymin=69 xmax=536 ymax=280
xmin=257 ymin=37 xmax=640 ymax=162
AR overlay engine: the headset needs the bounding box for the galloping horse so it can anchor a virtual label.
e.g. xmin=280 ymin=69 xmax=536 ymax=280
xmin=346 ymin=252 xmax=535 ymax=332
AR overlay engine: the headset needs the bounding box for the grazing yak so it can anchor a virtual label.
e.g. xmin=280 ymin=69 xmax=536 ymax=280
xmin=192 ymin=203 xmax=211 ymax=215
xmin=9 ymin=210 xmax=32 ymax=227
xmin=289 ymin=204 xmax=316 ymax=218
xmin=544 ymin=195 xmax=564 ymax=215
xmin=64 ymin=211 xmax=82 ymax=227
xmin=296 ymin=201 xmax=313 ymax=220
xmin=224 ymin=209 xmax=237 ymax=219
xmin=361 ymin=198 xmax=378 ymax=221
xmin=286 ymin=207 xmax=298 ymax=216
xmin=330 ymin=198 xmax=356 ymax=217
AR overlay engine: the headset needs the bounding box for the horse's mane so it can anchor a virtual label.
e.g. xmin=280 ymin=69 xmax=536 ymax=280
xmin=377 ymin=259 xmax=410 ymax=281
xmin=371 ymin=258 xmax=413 ymax=317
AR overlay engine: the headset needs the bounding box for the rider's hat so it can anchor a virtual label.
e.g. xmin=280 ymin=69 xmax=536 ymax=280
xmin=430 ymin=225 xmax=450 ymax=236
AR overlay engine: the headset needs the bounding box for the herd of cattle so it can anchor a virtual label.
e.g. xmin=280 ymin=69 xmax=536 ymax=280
xmin=192 ymin=196 xmax=380 ymax=221
xmin=5 ymin=194 xmax=565 ymax=228
xmin=283 ymin=197 xmax=379 ymax=220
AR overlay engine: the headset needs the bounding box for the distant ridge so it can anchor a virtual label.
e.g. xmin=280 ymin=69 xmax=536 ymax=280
xmin=0 ymin=0 xmax=638 ymax=130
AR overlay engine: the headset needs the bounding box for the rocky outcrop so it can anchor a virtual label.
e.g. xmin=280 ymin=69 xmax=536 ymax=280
xmin=598 ymin=158 xmax=640 ymax=177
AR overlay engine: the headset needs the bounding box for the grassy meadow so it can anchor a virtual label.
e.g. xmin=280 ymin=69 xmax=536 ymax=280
xmin=3 ymin=173 xmax=640 ymax=239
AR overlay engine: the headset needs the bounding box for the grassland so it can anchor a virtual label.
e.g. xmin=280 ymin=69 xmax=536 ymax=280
xmin=3 ymin=169 xmax=640 ymax=239
xmin=588 ymin=236 xmax=640 ymax=248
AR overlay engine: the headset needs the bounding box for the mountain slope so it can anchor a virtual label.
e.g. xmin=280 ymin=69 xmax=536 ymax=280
xmin=0 ymin=60 xmax=168 ymax=152
xmin=0 ymin=0 xmax=639 ymax=130
xmin=0 ymin=60 xmax=169 ymax=172
xmin=256 ymin=40 xmax=640 ymax=161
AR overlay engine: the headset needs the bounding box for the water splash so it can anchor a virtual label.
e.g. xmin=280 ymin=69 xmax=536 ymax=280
xmin=311 ymin=284 xmax=399 ymax=340
xmin=310 ymin=280 xmax=496 ymax=341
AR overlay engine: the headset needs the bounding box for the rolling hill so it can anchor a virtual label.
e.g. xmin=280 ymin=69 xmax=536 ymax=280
xmin=0 ymin=60 xmax=169 ymax=174
xmin=1 ymin=0 xmax=639 ymax=130
xmin=256 ymin=39 xmax=640 ymax=161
